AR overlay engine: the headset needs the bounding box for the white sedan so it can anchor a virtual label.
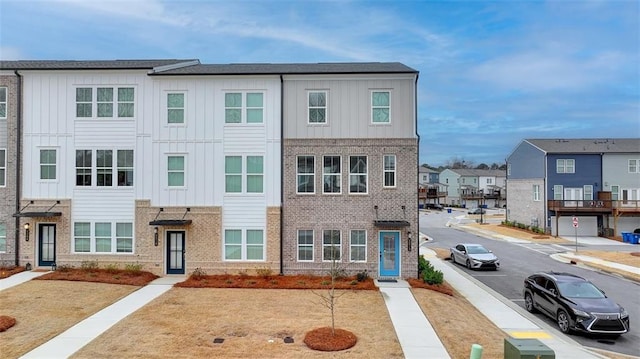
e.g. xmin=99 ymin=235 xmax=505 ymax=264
xmin=450 ymin=243 xmax=500 ymax=270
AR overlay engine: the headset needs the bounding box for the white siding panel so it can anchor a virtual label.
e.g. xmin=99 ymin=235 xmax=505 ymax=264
xmin=73 ymin=189 xmax=135 ymax=220
xmin=223 ymin=126 xmax=266 ymax=153
xmin=75 ymin=121 xmax=136 ymax=147
xmin=223 ymin=196 xmax=267 ymax=227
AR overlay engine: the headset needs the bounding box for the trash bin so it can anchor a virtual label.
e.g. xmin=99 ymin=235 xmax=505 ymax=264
xmin=631 ymin=234 xmax=640 ymax=245
xmin=447 ymin=208 xmax=452 ymax=214
xmin=622 ymin=232 xmax=631 ymax=243
xmin=504 ymin=338 xmax=555 ymax=359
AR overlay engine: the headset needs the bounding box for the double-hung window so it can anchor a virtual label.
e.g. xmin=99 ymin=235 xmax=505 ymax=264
xmin=224 ymin=229 xmax=264 ymax=261
xmin=95 ymin=222 xmax=112 ymax=252
xmin=96 ymin=150 xmax=113 ymax=186
xmin=383 ymin=155 xmax=396 ymax=188
xmin=0 ymin=224 xmax=6 ymax=252
xmin=117 ymin=150 xmax=134 ymax=186
xmin=371 ymin=91 xmax=390 ymax=123
xmin=76 ymin=149 xmax=134 ymax=187
xmin=308 ymin=91 xmax=327 ymax=124
xmin=629 ymin=159 xmax=639 ymax=173
xmin=297 ymin=230 xmax=314 ymax=261
xmin=553 ymin=185 xmax=563 ymax=200
xmin=556 ymin=159 xmax=575 ymax=173
xmin=323 ymin=230 xmax=341 ymax=261
xmin=116 ymin=223 xmax=133 ymax=253
xmin=532 ymin=185 xmax=540 ymax=201
xmin=76 ymin=150 xmax=92 ymax=186
xmin=323 ymin=155 xmax=341 ymax=194
xmin=168 ymin=155 xmax=185 ymax=187
xmin=167 ymin=93 xmax=185 ymax=124
xmin=0 ymin=149 xmax=5 ymax=186
xmin=611 ymin=185 xmax=619 ymax=201
xmin=350 ymin=230 xmax=366 ymax=262
xmin=76 ymin=87 xmax=135 ymax=118
xmin=225 ymin=155 xmax=264 ymax=193
xmin=297 ymin=156 xmax=315 ymax=194
xmin=0 ymin=87 xmax=7 ymax=118
xmin=225 ymin=92 xmax=264 ymax=124
xmin=349 ymin=156 xmax=367 ymax=194
xmin=74 ymin=221 xmax=134 ymax=253
xmin=40 ymin=149 xmax=57 ymax=180
xmin=583 ymin=185 xmax=593 ymax=200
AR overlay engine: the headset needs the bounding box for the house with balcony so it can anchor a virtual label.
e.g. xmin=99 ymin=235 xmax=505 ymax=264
xmin=506 ymin=138 xmax=640 ymax=237
xmin=418 ymin=167 xmax=446 ymax=208
xmin=1 ymin=60 xmax=419 ymax=279
xmin=439 ymin=168 xmax=505 ymax=208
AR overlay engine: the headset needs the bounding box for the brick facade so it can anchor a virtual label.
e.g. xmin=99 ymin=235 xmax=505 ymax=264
xmin=0 ymin=75 xmax=18 ymax=266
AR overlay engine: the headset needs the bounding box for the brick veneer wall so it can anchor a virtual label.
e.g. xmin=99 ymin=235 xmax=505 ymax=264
xmin=0 ymin=75 xmax=18 ymax=266
xmin=506 ymin=179 xmax=546 ymax=230
xmin=282 ymin=138 xmax=418 ymax=278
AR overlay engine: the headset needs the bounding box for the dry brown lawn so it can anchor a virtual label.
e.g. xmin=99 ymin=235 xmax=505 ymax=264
xmin=0 ymin=281 xmax=137 ymax=358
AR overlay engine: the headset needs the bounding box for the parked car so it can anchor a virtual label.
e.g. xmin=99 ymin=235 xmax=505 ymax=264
xmin=426 ymin=203 xmax=444 ymax=211
xmin=523 ymin=272 xmax=629 ymax=336
xmin=449 ymin=243 xmax=499 ymax=270
xmin=467 ymin=207 xmax=486 ymax=215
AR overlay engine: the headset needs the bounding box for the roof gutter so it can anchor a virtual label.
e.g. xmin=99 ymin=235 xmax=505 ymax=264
xmin=414 ymin=72 xmax=420 ymax=278
xmin=13 ymin=70 xmax=22 ymax=267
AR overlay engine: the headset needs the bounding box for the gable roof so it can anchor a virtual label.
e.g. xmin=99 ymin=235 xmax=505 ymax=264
xmin=0 ymin=59 xmax=199 ymax=70
xmin=525 ymin=138 xmax=639 ymax=154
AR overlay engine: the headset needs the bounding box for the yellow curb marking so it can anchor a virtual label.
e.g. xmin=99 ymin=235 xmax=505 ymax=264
xmin=508 ymin=331 xmax=552 ymax=339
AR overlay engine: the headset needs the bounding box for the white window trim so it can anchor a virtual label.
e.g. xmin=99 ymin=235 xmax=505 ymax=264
xmin=73 ymin=221 xmax=134 ymax=254
xmin=308 ymin=90 xmax=328 ymax=125
xmin=322 ymin=155 xmax=342 ymax=195
xmin=297 ymin=229 xmax=314 ymax=262
xmin=167 ymin=153 xmax=187 ymax=189
xmin=38 ymin=148 xmax=58 ymax=182
xmin=611 ymin=185 xmax=619 ymax=201
xmin=556 ymin=159 xmax=575 ymax=174
xmin=383 ymin=154 xmax=396 ymax=188
xmin=349 ymin=155 xmax=368 ymax=194
xmin=583 ymin=185 xmax=594 ymax=200
xmin=0 ymin=87 xmax=7 ymax=119
xmin=0 ymin=223 xmax=6 ymax=253
xmin=166 ymin=91 xmax=187 ymax=126
xmin=223 ymin=228 xmax=265 ymax=261
xmin=0 ymin=148 xmax=6 ymax=187
xmin=296 ymin=155 xmax=315 ymax=195
xmin=628 ymin=159 xmax=639 ymax=173
xmin=75 ymin=149 xmax=134 ymax=188
xmin=75 ymin=86 xmax=136 ymax=119
xmin=224 ymin=91 xmax=265 ymax=125
xmin=322 ymin=229 xmax=342 ymax=262
xmin=371 ymin=90 xmax=391 ymax=124
xmin=553 ymin=185 xmax=563 ymax=200
xmin=225 ymin=155 xmax=265 ymax=194
xmin=349 ymin=229 xmax=367 ymax=262
xmin=533 ymin=184 xmax=540 ymax=201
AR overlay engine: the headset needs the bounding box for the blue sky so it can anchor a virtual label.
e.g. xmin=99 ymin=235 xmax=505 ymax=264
xmin=1 ymin=0 xmax=638 ymax=167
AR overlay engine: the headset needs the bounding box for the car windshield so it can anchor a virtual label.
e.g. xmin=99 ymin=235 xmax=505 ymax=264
xmin=466 ymin=246 xmax=489 ymax=254
xmin=557 ymin=281 xmax=606 ymax=299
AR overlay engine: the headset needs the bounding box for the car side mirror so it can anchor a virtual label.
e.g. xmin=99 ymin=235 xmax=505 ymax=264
xmin=549 ymin=289 xmax=556 ymax=296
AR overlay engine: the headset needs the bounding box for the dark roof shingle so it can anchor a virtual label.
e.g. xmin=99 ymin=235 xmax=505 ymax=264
xmin=0 ymin=59 xmax=199 ymax=70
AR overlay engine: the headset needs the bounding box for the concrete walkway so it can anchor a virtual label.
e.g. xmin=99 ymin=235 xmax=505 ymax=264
xmin=19 ymin=276 xmax=185 ymax=359
xmin=376 ymin=279 xmax=451 ymax=359
xmin=0 ymin=270 xmax=48 ymax=291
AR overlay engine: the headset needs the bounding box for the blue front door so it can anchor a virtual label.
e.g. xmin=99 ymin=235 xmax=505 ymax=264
xmin=38 ymin=224 xmax=56 ymax=267
xmin=166 ymin=231 xmax=185 ymax=274
xmin=379 ymin=231 xmax=400 ymax=277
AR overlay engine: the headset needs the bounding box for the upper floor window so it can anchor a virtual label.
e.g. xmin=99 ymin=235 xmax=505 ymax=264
xmin=168 ymin=155 xmax=185 ymax=187
xmin=384 ymin=155 xmax=396 ymax=188
xmin=297 ymin=156 xmax=315 ymax=194
xmin=611 ymin=185 xmax=619 ymax=201
xmin=349 ymin=156 xmax=367 ymax=194
xmin=225 ymin=92 xmax=263 ymax=124
xmin=167 ymin=93 xmax=185 ymax=124
xmin=371 ymin=91 xmax=390 ymax=123
xmin=487 ymin=178 xmax=493 ymax=184
xmin=532 ymin=184 xmax=540 ymax=201
xmin=0 ymin=87 xmax=7 ymax=119
xmin=0 ymin=149 xmax=5 ymax=186
xmin=76 ymin=149 xmax=134 ymax=187
xmin=323 ymin=155 xmax=341 ymax=194
xmin=553 ymin=185 xmax=563 ymax=200
xmin=308 ymin=91 xmax=327 ymax=124
xmin=76 ymin=87 xmax=135 ymax=118
xmin=556 ymin=159 xmax=575 ymax=174
xmin=629 ymin=159 xmax=639 ymax=173
xmin=225 ymin=155 xmax=264 ymax=193
xmin=40 ymin=149 xmax=57 ymax=180
xmin=583 ymin=185 xmax=593 ymax=200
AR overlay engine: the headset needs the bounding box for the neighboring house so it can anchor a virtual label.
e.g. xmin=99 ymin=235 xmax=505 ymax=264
xmin=281 ymin=63 xmax=419 ymax=279
xmin=418 ymin=166 xmax=439 ymax=185
xmin=439 ymin=169 xmax=461 ymax=205
xmin=506 ymin=138 xmax=640 ymax=237
xmin=0 ymin=72 xmax=18 ymax=266
xmin=439 ymin=168 xmax=506 ymax=207
xmin=418 ymin=167 xmax=446 ymax=208
xmin=1 ymin=60 xmax=419 ymax=279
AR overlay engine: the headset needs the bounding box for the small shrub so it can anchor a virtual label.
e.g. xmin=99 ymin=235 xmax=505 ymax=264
xmin=321 ymin=280 xmax=331 ymax=286
xmin=420 ymin=259 xmax=444 ymax=285
xmin=418 ymin=255 xmax=429 ymax=277
xmin=350 ymin=280 xmax=358 ymax=285
xmin=356 ymin=270 xmax=369 ymax=282
xmin=225 ymin=279 xmax=234 ymax=284
xmin=124 ymin=263 xmax=143 ymax=273
xmin=246 ymin=280 xmax=257 ymax=285
xmin=328 ymin=267 xmax=347 ymax=279
xmin=269 ymin=280 xmax=278 ymax=285
xmin=80 ymin=260 xmax=99 ymax=271
xmin=191 ymin=267 xmax=207 ymax=279
xmin=57 ymin=264 xmax=74 ymax=272
xmin=104 ymin=263 xmax=119 ymax=274
xmin=255 ymin=266 xmax=273 ymax=278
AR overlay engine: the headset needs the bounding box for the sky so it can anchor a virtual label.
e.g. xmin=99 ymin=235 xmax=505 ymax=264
xmin=0 ymin=0 xmax=638 ymax=167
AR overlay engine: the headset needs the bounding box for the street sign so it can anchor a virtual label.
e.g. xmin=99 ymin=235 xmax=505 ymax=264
xmin=572 ymin=217 xmax=579 ymax=228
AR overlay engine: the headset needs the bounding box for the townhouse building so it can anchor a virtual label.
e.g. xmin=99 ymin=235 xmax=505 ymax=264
xmin=506 ymin=138 xmax=640 ymax=237
xmin=0 ymin=72 xmax=19 ymax=266
xmin=439 ymin=168 xmax=505 ymax=208
xmin=0 ymin=60 xmax=419 ymax=279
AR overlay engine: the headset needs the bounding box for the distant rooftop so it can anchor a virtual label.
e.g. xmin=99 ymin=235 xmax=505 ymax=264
xmin=525 ymin=138 xmax=640 ymax=154
xmin=0 ymin=59 xmax=199 ymax=70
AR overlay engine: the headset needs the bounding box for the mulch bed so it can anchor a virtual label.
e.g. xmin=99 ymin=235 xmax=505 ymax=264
xmin=176 ymin=274 xmax=378 ymax=290
xmin=0 ymin=315 xmax=17 ymax=332
xmin=0 ymin=266 xmax=26 ymax=279
xmin=304 ymin=327 xmax=357 ymax=351
xmin=406 ymin=278 xmax=455 ymax=296
xmin=34 ymin=268 xmax=158 ymax=286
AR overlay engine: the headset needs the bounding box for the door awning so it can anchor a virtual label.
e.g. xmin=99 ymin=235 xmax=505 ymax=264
xmin=374 ymin=220 xmax=411 ymax=228
xmin=13 ymin=211 xmax=62 ymax=218
xmin=149 ymin=219 xmax=192 ymax=226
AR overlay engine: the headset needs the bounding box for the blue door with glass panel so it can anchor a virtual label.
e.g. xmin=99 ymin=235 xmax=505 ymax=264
xmin=38 ymin=224 xmax=56 ymax=267
xmin=379 ymin=231 xmax=400 ymax=277
xmin=166 ymin=231 xmax=185 ymax=274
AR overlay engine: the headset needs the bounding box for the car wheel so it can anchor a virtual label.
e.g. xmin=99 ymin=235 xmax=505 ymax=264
xmin=450 ymin=252 xmax=455 ymax=263
xmin=466 ymin=260 xmax=472 ymax=269
xmin=557 ymin=310 xmax=571 ymax=334
xmin=524 ymin=293 xmax=537 ymax=313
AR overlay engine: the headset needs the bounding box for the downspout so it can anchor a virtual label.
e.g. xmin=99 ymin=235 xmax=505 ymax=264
xmin=414 ymin=73 xmax=420 ymax=278
xmin=279 ymin=75 xmax=284 ymax=276
xmin=13 ymin=70 xmax=22 ymax=267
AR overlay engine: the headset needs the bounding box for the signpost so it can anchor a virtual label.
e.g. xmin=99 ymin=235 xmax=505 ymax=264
xmin=572 ymin=216 xmax=579 ymax=253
